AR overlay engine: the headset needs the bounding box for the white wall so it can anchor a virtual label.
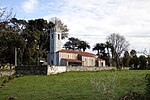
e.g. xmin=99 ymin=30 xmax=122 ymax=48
xmin=47 ymin=65 xmax=66 ymax=75
xmin=82 ymin=56 xmax=95 ymax=66
xmin=98 ymin=60 xmax=106 ymax=67
xmin=47 ymin=65 xmax=113 ymax=75
xmin=60 ymin=52 xmax=78 ymax=59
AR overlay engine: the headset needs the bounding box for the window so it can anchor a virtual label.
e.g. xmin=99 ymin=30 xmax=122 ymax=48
xmin=51 ymin=34 xmax=53 ymax=39
xmin=51 ymin=60 xmax=54 ymax=65
xmin=101 ymin=62 xmax=103 ymax=66
xmin=58 ymin=34 xmax=60 ymax=40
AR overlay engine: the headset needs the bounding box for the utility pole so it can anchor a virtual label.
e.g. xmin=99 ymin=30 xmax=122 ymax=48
xmin=15 ymin=47 xmax=17 ymax=66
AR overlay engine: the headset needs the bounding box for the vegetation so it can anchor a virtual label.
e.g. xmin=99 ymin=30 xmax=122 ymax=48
xmin=106 ymin=33 xmax=130 ymax=68
xmin=63 ymin=37 xmax=90 ymax=51
xmin=0 ymin=70 xmax=150 ymax=100
xmin=0 ymin=8 xmax=69 ymax=66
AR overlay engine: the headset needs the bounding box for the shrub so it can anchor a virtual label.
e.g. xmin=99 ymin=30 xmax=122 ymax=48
xmin=89 ymin=73 xmax=117 ymax=100
xmin=145 ymin=74 xmax=150 ymax=99
xmin=119 ymin=91 xmax=145 ymax=100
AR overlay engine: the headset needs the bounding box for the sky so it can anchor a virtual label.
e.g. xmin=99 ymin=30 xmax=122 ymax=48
xmin=0 ymin=0 xmax=150 ymax=54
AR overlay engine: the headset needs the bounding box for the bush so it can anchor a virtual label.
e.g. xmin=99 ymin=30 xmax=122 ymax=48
xmin=89 ymin=73 xmax=117 ymax=100
xmin=119 ymin=91 xmax=145 ymax=100
xmin=145 ymin=74 xmax=150 ymax=99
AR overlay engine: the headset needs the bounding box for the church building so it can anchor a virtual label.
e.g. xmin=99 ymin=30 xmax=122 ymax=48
xmin=47 ymin=18 xmax=105 ymax=67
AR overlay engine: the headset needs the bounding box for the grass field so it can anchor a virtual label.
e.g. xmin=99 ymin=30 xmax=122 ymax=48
xmin=0 ymin=70 xmax=150 ymax=100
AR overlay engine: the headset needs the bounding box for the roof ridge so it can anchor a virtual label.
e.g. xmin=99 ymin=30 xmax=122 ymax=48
xmin=57 ymin=49 xmax=97 ymax=57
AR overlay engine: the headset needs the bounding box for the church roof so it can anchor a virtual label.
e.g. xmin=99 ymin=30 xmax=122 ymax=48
xmin=96 ymin=58 xmax=105 ymax=61
xmin=62 ymin=58 xmax=83 ymax=63
xmin=57 ymin=49 xmax=97 ymax=57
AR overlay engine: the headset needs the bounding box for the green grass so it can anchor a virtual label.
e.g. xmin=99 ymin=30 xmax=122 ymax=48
xmin=0 ymin=70 xmax=150 ymax=100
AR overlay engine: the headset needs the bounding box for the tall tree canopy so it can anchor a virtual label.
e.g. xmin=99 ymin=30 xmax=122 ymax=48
xmin=0 ymin=8 xmax=25 ymax=65
xmin=64 ymin=37 xmax=90 ymax=51
xmin=0 ymin=15 xmax=69 ymax=65
xmin=106 ymin=33 xmax=130 ymax=68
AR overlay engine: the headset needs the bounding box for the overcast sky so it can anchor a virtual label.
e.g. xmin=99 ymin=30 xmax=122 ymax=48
xmin=1 ymin=0 xmax=150 ymax=53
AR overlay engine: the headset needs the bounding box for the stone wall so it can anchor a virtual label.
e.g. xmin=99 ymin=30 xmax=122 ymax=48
xmin=66 ymin=66 xmax=113 ymax=72
xmin=0 ymin=70 xmax=15 ymax=77
xmin=47 ymin=66 xmax=114 ymax=74
xmin=15 ymin=65 xmax=47 ymax=75
xmin=15 ymin=65 xmax=114 ymax=75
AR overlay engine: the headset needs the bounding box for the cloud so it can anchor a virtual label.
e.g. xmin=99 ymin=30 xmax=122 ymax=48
xmin=22 ymin=0 xmax=38 ymax=13
xmin=42 ymin=0 xmax=150 ymax=52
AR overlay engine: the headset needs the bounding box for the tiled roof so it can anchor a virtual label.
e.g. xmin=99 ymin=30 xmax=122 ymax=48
xmin=57 ymin=49 xmax=97 ymax=57
xmin=96 ymin=58 xmax=105 ymax=61
xmin=62 ymin=58 xmax=83 ymax=63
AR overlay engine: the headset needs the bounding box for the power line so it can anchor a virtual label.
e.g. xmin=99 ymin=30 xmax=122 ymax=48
xmin=69 ymin=34 xmax=150 ymax=38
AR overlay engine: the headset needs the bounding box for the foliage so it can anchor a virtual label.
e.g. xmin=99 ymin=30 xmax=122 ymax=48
xmin=63 ymin=37 xmax=90 ymax=51
xmin=77 ymin=40 xmax=90 ymax=51
xmin=20 ymin=18 xmax=54 ymax=65
xmin=119 ymin=91 xmax=145 ymax=100
xmin=119 ymin=74 xmax=150 ymax=100
xmin=123 ymin=51 xmax=131 ymax=67
xmin=130 ymin=55 xmax=139 ymax=69
xmin=107 ymin=33 xmax=129 ymax=68
xmin=147 ymin=56 xmax=150 ymax=68
xmin=0 ymin=20 xmax=26 ymax=65
xmin=93 ymin=43 xmax=106 ymax=56
xmin=139 ymin=55 xmax=147 ymax=69
xmin=0 ymin=17 xmax=59 ymax=65
xmin=89 ymin=72 xmax=117 ymax=100
xmin=130 ymin=49 xmax=137 ymax=58
xmin=93 ymin=43 xmax=101 ymax=55
xmin=145 ymin=74 xmax=150 ymax=99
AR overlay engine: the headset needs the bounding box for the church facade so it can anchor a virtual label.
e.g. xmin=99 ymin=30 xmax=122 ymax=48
xmin=47 ymin=18 xmax=105 ymax=67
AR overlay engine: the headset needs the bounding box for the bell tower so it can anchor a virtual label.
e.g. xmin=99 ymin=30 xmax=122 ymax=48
xmin=48 ymin=18 xmax=62 ymax=65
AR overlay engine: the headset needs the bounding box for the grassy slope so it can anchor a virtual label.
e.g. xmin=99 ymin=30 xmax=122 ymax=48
xmin=0 ymin=70 xmax=150 ymax=100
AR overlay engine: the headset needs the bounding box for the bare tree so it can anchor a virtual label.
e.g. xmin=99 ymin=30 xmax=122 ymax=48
xmin=0 ymin=7 xmax=13 ymax=22
xmin=106 ymin=33 xmax=130 ymax=68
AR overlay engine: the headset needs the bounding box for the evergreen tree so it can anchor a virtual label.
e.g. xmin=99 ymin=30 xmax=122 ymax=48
xmin=123 ymin=51 xmax=130 ymax=67
xmin=139 ymin=55 xmax=147 ymax=69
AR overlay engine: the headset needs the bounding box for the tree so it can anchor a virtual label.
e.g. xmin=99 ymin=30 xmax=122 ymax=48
xmin=0 ymin=27 xmax=25 ymax=65
xmin=129 ymin=49 xmax=139 ymax=69
xmin=64 ymin=37 xmax=80 ymax=50
xmin=0 ymin=8 xmax=26 ymax=66
xmin=139 ymin=55 xmax=147 ymax=69
xmin=130 ymin=49 xmax=137 ymax=58
xmin=63 ymin=37 xmax=90 ymax=51
xmin=105 ymin=41 xmax=112 ymax=66
xmin=93 ymin=43 xmax=109 ymax=65
xmin=123 ymin=51 xmax=130 ymax=67
xmin=130 ymin=55 xmax=139 ymax=69
xmin=93 ymin=43 xmax=101 ymax=55
xmin=1 ymin=17 xmax=56 ymax=65
xmin=93 ymin=43 xmax=106 ymax=56
xmin=20 ymin=18 xmax=54 ymax=65
xmin=0 ymin=7 xmax=13 ymax=22
xmin=51 ymin=17 xmax=69 ymax=39
xmin=106 ymin=33 xmax=130 ymax=68
xmin=77 ymin=41 xmax=90 ymax=51
xmin=0 ymin=7 xmax=13 ymax=58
